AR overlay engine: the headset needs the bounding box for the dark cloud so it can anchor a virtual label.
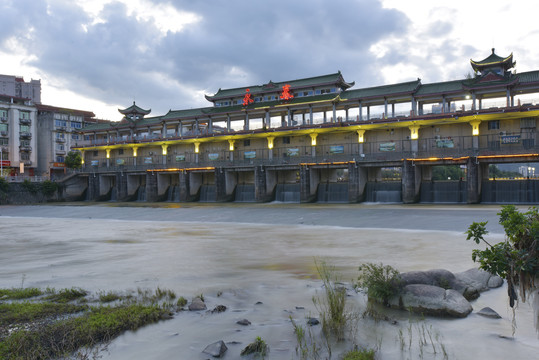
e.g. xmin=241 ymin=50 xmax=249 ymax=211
xmin=0 ymin=0 xmax=410 ymax=118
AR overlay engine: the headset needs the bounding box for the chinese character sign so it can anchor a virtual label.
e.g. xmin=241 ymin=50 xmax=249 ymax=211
xmin=280 ymin=84 xmax=294 ymax=101
xmin=243 ymin=88 xmax=254 ymax=106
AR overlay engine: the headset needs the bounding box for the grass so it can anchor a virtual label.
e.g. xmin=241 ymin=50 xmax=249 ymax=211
xmin=240 ymin=336 xmax=268 ymax=358
xmin=342 ymin=348 xmax=376 ymax=360
xmin=0 ymin=287 xmax=43 ymax=300
xmin=0 ymin=286 xmax=178 ymax=359
xmin=356 ymin=263 xmax=401 ymax=306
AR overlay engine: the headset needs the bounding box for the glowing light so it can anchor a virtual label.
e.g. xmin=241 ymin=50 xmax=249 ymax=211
xmin=409 ymin=125 xmax=420 ymax=140
xmin=106 ymin=149 xmax=110 ymax=159
xmin=357 ymin=129 xmax=365 ymax=143
xmin=266 ymin=136 xmax=274 ymax=149
xmin=280 ymin=84 xmax=294 ymax=101
xmin=309 ymin=133 xmax=318 ymax=146
xmin=469 ymin=120 xmax=481 ymax=136
xmin=194 ymin=142 xmax=200 ymax=153
xmin=132 ymin=147 xmax=138 ymax=157
xmin=161 ymin=144 xmax=168 ymax=155
xmin=242 ymin=88 xmax=254 ymax=106
xmin=228 ymin=139 xmax=235 ymax=151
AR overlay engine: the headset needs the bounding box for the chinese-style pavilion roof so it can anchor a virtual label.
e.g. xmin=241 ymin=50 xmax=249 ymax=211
xmin=344 ymin=79 xmax=421 ymax=100
xmin=118 ymin=101 xmax=151 ymax=116
xmin=470 ymin=48 xmax=515 ymax=72
xmin=205 ymin=72 xmax=354 ymax=101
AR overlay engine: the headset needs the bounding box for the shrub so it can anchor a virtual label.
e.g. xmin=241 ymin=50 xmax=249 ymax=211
xmin=356 ymin=263 xmax=401 ymax=306
xmin=0 ymin=177 xmax=8 ymax=193
xmin=21 ymin=179 xmax=37 ymax=194
xmin=41 ymin=180 xmax=58 ymax=197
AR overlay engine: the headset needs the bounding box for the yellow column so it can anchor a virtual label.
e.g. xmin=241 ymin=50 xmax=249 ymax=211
xmin=357 ymin=129 xmax=366 ymax=143
xmin=161 ymin=144 xmax=168 ymax=155
xmin=408 ymin=125 xmax=420 ymax=140
xmin=469 ymin=120 xmax=481 ymax=136
xmin=309 ymin=133 xmax=318 ymax=146
xmin=266 ymin=136 xmax=274 ymax=149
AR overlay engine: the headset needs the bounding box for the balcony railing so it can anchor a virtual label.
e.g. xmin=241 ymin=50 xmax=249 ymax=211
xmin=19 ymin=146 xmax=32 ymax=152
xmin=79 ymin=134 xmax=539 ymax=173
xmin=56 ymin=137 xmax=66 ymax=143
xmin=19 ymin=132 xmax=32 ymax=138
xmin=19 ymin=118 xmax=31 ymax=125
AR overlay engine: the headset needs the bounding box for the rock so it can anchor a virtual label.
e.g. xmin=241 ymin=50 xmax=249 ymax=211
xmin=307 ymin=318 xmax=319 ymax=326
xmin=209 ymin=305 xmax=227 ymax=313
xmin=203 ymin=340 xmax=228 ymax=358
xmin=477 ymin=307 xmax=502 ymax=319
xmin=389 ymin=284 xmax=472 ymax=318
xmin=455 ymin=268 xmax=503 ymax=294
xmin=241 ymin=338 xmax=269 ymax=357
xmin=188 ymin=297 xmax=207 ymax=311
xmin=236 ymin=319 xmax=251 ymax=326
xmin=400 ymin=269 xmax=467 ymax=293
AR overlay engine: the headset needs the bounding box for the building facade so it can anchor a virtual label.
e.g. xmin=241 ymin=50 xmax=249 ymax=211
xmin=74 ymin=50 xmax=539 ymax=203
xmin=0 ymin=94 xmax=38 ymax=176
xmin=0 ymin=75 xmax=41 ymax=104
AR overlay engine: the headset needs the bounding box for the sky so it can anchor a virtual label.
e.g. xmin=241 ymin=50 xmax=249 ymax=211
xmin=2 ymin=0 xmax=539 ymax=121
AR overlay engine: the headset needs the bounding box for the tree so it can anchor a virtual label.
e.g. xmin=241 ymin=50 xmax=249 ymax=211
xmin=65 ymin=151 xmax=82 ymax=169
xmin=466 ymin=205 xmax=538 ymax=308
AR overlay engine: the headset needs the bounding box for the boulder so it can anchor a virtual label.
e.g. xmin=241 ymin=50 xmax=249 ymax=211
xmin=477 ymin=307 xmax=502 ymax=319
xmin=236 ymin=319 xmax=251 ymax=326
xmin=389 ymin=284 xmax=472 ymax=318
xmin=188 ymin=297 xmax=207 ymax=311
xmin=399 ymin=269 xmax=467 ymax=293
xmin=203 ymin=340 xmax=228 ymax=358
xmin=455 ymin=268 xmax=503 ymax=293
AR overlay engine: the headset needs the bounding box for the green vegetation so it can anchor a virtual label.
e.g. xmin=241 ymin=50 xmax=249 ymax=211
xmin=342 ymin=348 xmax=376 ymax=360
xmin=488 ymin=164 xmax=522 ymax=179
xmin=0 ymin=286 xmax=178 ymax=359
xmin=431 ymin=165 xmax=465 ymax=181
xmin=356 ymin=263 xmax=401 ymax=306
xmin=0 ymin=177 xmax=8 ymax=193
xmin=98 ymin=290 xmax=123 ymax=303
xmin=41 ymin=180 xmax=58 ymax=197
xmin=21 ymin=178 xmax=38 ymax=194
xmin=466 ymin=205 xmax=538 ymax=307
xmin=291 ymin=316 xmax=320 ymax=360
xmin=65 ymin=150 xmax=83 ymax=169
xmin=241 ymin=336 xmax=268 ymax=358
xmin=312 ymin=260 xmax=350 ymax=341
xmin=0 ymin=287 xmax=42 ymax=300
xmin=176 ymin=296 xmax=187 ymax=308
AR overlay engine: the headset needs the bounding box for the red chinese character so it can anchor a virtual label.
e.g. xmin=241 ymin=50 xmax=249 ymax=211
xmin=280 ymin=84 xmax=294 ymax=101
xmin=243 ymin=88 xmax=254 ymax=106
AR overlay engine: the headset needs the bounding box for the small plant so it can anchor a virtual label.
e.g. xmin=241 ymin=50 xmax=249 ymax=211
xmin=0 ymin=287 xmax=42 ymax=300
xmin=356 ymin=263 xmax=401 ymax=306
xmin=290 ymin=316 xmax=320 ymax=360
xmin=99 ymin=291 xmax=122 ymax=303
xmin=176 ymin=296 xmax=187 ymax=308
xmin=342 ymin=347 xmax=376 ymax=360
xmin=21 ymin=179 xmax=38 ymax=194
xmin=241 ymin=336 xmax=268 ymax=358
xmin=45 ymin=287 xmax=88 ymax=303
xmin=0 ymin=177 xmax=9 ymax=193
xmin=312 ymin=259 xmax=350 ymax=342
xmin=198 ymin=293 xmax=205 ymax=302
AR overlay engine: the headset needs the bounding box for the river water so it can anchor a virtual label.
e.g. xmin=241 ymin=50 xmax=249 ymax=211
xmin=0 ymin=203 xmax=537 ymax=359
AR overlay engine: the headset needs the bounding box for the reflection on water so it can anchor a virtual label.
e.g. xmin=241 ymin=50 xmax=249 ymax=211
xmin=0 ymin=204 xmax=536 ymax=359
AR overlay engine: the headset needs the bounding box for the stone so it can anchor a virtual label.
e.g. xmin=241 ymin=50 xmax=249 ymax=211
xmin=236 ymin=319 xmax=251 ymax=326
xmin=399 ymin=269 xmax=466 ymax=293
xmin=188 ymin=297 xmax=207 ymax=311
xmin=389 ymin=284 xmax=473 ymax=318
xmin=455 ymin=268 xmax=503 ymax=294
xmin=209 ymin=305 xmax=227 ymax=313
xmin=307 ymin=318 xmax=319 ymax=326
xmin=202 ymin=340 xmax=228 ymax=358
xmin=477 ymin=307 xmax=502 ymax=319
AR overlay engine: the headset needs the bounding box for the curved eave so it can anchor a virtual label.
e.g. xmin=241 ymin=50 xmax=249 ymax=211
xmin=470 ymin=53 xmax=514 ymax=71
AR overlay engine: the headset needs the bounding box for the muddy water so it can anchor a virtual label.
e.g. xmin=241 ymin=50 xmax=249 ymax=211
xmin=0 ymin=203 xmax=537 ymax=359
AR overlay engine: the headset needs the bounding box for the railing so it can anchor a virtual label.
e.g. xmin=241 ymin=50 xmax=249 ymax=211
xmin=3 ymin=175 xmax=46 ymax=183
xmin=79 ymin=134 xmax=538 ymax=173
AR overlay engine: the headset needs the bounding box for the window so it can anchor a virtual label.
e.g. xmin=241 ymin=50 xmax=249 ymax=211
xmin=71 ymin=134 xmax=80 ymax=140
xmin=70 ymin=115 xmax=82 ymax=122
xmin=521 ymin=118 xmax=536 ymax=129
xmin=56 ymin=144 xmax=65 ymax=151
xmin=20 ymin=125 xmax=30 ymax=133
xmin=282 ymin=136 xmax=290 ymax=144
xmin=55 ymin=119 xmax=67 ymax=127
xmin=56 ymin=156 xmax=65 ymax=162
xmin=93 ymin=151 xmax=98 ymax=157
xmin=20 ymin=139 xmax=30 ymax=146
xmin=0 ymin=109 xmax=7 ymax=119
xmin=488 ymin=120 xmax=500 ymax=130
xmin=84 ymin=135 xmax=91 ymax=141
xmin=20 ymin=153 xmax=30 ymax=160
xmin=119 ymin=149 xmax=124 ymax=155
xmin=0 ymin=123 xmax=7 ymax=132
xmin=71 ymin=121 xmax=82 ymax=129
xmin=56 ymin=132 xmax=65 ymax=139
xmin=0 ymin=138 xmax=8 ymax=145
xmin=243 ymin=139 xmax=250 ymax=147
xmin=19 ymin=111 xmax=30 ymax=120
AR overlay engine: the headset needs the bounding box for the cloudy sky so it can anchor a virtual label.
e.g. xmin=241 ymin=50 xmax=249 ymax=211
xmin=2 ymin=0 xmax=539 ymax=120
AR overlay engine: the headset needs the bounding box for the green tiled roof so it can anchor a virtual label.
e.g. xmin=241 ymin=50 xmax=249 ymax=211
xmin=517 ymin=70 xmax=539 ymax=83
xmin=81 ymin=115 xmax=163 ymax=132
xmin=119 ymin=101 xmax=151 ymax=115
xmin=471 ymin=49 xmax=514 ymax=71
xmin=206 ymin=72 xmax=354 ymax=100
xmin=344 ymin=80 xmax=420 ymax=99
xmin=415 ymin=79 xmax=464 ymax=96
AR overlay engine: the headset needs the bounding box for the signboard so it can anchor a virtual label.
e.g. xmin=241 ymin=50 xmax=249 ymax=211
xmin=175 ymin=155 xmax=185 ymax=161
xmin=287 ymin=148 xmax=300 ymax=157
xmin=244 ymin=151 xmax=256 ymax=159
xmin=0 ymin=160 xmax=11 ymax=167
xmin=52 ymin=162 xmax=65 ymax=168
xmin=144 ymin=157 xmax=153 ymax=164
xmin=436 ymin=139 xmax=454 ymax=148
xmin=501 ymin=135 xmax=520 ymax=144
xmin=208 ymin=153 xmax=219 ymax=161
xmin=329 ymin=145 xmax=344 ymax=154
xmin=379 ymin=142 xmax=396 ymax=152
xmin=91 ymin=160 xmax=99 ymax=166
xmin=116 ymin=159 xmax=125 ymax=165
